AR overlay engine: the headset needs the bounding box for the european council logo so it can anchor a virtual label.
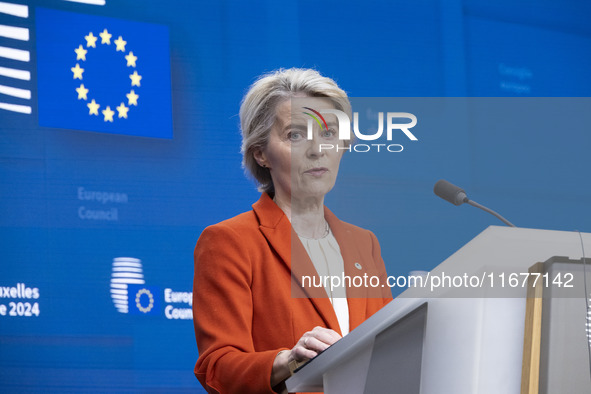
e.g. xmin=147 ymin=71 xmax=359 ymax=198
xmin=110 ymin=257 xmax=145 ymax=313
xmin=127 ymin=284 xmax=161 ymax=316
xmin=110 ymin=257 xmax=160 ymax=316
xmin=35 ymin=7 xmax=173 ymax=139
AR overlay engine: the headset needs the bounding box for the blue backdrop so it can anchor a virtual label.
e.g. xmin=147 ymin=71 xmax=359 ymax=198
xmin=1 ymin=0 xmax=590 ymax=392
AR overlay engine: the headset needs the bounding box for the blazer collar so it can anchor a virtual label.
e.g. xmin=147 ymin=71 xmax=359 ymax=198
xmin=252 ymin=193 xmax=292 ymax=269
xmin=324 ymin=208 xmax=369 ymax=330
xmin=252 ymin=193 xmax=368 ymax=333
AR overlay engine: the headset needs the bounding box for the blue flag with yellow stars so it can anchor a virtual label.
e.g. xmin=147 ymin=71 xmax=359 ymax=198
xmin=36 ymin=7 xmax=173 ymax=139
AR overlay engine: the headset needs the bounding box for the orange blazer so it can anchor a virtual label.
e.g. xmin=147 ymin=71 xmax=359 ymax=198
xmin=193 ymin=193 xmax=392 ymax=394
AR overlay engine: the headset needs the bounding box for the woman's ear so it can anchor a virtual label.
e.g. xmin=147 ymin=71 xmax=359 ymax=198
xmin=253 ymin=149 xmax=268 ymax=169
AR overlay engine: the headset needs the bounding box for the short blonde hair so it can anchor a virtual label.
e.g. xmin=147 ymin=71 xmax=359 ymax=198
xmin=240 ymin=68 xmax=351 ymax=193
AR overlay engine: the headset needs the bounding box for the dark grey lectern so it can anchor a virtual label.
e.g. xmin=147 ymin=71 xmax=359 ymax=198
xmin=286 ymin=226 xmax=591 ymax=394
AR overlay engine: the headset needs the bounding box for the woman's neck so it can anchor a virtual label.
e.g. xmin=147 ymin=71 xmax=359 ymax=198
xmin=273 ymin=193 xmax=327 ymax=239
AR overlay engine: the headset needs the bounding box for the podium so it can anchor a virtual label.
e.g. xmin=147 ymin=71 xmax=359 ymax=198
xmin=286 ymin=226 xmax=591 ymax=393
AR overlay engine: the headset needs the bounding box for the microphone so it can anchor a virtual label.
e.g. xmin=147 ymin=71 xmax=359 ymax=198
xmin=433 ymin=179 xmax=516 ymax=227
xmin=433 ymin=179 xmax=468 ymax=206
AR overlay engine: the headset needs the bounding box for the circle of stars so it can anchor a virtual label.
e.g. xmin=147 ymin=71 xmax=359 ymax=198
xmin=71 ymin=28 xmax=141 ymax=122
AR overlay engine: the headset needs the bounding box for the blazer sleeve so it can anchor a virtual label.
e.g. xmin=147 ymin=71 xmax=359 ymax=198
xmin=192 ymin=223 xmax=284 ymax=394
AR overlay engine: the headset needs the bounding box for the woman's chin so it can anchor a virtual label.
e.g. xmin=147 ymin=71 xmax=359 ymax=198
xmin=292 ymin=184 xmax=335 ymax=200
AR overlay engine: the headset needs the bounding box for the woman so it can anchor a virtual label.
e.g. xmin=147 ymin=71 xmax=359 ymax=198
xmin=193 ymin=68 xmax=392 ymax=394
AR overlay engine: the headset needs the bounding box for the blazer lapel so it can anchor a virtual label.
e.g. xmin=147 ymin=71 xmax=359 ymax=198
xmin=325 ymin=208 xmax=369 ymax=331
xmin=253 ymin=194 xmax=341 ymax=333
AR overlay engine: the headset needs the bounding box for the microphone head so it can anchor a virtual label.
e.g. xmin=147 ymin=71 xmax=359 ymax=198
xmin=434 ymin=179 xmax=468 ymax=206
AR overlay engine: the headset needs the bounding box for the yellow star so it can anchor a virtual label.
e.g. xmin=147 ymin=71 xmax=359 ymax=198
xmin=87 ymin=99 xmax=100 ymax=115
xmin=76 ymin=84 xmax=89 ymax=100
xmin=129 ymin=71 xmax=142 ymax=87
xmin=85 ymin=32 xmax=97 ymax=48
xmin=74 ymin=45 xmax=87 ymax=61
xmin=71 ymin=63 xmax=84 ymax=80
xmin=99 ymin=29 xmax=112 ymax=44
xmin=125 ymin=51 xmax=137 ymax=67
xmin=102 ymin=106 xmax=115 ymax=122
xmin=126 ymin=90 xmax=139 ymax=106
xmin=116 ymin=103 xmax=129 ymax=119
xmin=114 ymin=36 xmax=126 ymax=52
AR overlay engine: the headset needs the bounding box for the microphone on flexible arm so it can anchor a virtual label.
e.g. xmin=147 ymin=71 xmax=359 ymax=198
xmin=433 ymin=179 xmax=516 ymax=227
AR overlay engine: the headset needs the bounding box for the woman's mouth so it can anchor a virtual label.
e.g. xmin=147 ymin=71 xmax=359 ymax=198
xmin=304 ymin=167 xmax=328 ymax=176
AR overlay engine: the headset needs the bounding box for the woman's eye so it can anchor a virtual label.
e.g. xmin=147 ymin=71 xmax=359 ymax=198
xmin=288 ymin=131 xmax=304 ymax=141
xmin=321 ymin=128 xmax=337 ymax=138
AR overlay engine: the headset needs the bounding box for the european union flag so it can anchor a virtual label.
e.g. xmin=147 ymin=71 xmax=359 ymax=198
xmin=127 ymin=284 xmax=161 ymax=316
xmin=36 ymin=7 xmax=173 ymax=139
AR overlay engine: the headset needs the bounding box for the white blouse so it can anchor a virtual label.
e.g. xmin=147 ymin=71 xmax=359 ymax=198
xmin=299 ymin=228 xmax=350 ymax=336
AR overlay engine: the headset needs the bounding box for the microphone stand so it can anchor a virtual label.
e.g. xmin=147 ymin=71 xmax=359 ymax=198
xmin=465 ymin=199 xmax=516 ymax=227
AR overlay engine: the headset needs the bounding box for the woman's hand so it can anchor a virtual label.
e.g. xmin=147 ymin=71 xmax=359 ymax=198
xmin=291 ymin=326 xmax=342 ymax=362
xmin=271 ymin=327 xmax=341 ymax=389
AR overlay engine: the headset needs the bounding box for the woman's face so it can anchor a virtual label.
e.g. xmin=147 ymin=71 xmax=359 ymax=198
xmin=256 ymin=96 xmax=345 ymax=202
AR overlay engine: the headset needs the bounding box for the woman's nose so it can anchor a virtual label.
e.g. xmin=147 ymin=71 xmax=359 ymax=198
xmin=305 ymin=132 xmax=325 ymax=158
